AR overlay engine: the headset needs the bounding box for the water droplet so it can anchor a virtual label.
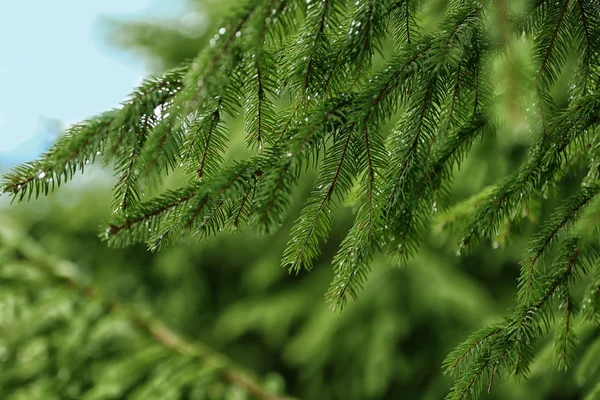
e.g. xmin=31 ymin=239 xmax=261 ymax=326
xmin=219 ymin=27 xmax=226 ymax=35
xmin=38 ymin=171 xmax=46 ymax=179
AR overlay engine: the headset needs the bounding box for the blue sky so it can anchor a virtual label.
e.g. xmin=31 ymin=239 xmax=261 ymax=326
xmin=0 ymin=0 xmax=184 ymax=165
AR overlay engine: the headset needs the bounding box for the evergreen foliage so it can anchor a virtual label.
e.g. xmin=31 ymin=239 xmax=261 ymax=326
xmin=2 ymin=0 xmax=600 ymax=398
xmin=0 ymin=224 xmax=287 ymax=400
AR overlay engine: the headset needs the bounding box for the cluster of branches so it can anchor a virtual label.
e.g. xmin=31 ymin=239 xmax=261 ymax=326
xmin=2 ymin=0 xmax=600 ymax=398
xmin=0 ymin=224 xmax=289 ymax=400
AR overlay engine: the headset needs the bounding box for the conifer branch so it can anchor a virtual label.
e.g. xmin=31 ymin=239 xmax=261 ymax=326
xmin=304 ymin=0 xmax=330 ymax=92
xmin=535 ymin=0 xmax=570 ymax=88
xmin=350 ymin=0 xmax=377 ymax=82
xmin=445 ymin=235 xmax=600 ymax=399
xmin=282 ymin=128 xmax=354 ymax=271
xmin=461 ymin=360 xmax=490 ymax=400
xmin=445 ymin=327 xmax=502 ymax=373
xmin=554 ymin=295 xmax=575 ymax=370
xmin=107 ymin=189 xmax=198 ymax=239
xmin=189 ymin=7 xmax=255 ymax=107
xmin=255 ymin=98 xmax=351 ymax=230
xmin=389 ymin=0 xmax=420 ymax=48
xmin=459 ymin=93 xmax=600 ymax=252
xmin=3 ymin=115 xmax=114 ymax=201
xmin=520 ymin=184 xmax=600 ymax=302
xmin=531 ymin=243 xmax=581 ymax=313
xmin=334 ymin=127 xmax=379 ymax=295
xmin=196 ymin=108 xmax=221 ymax=179
xmin=137 ymin=4 xmax=258 ymax=178
xmin=232 ymin=185 xmax=255 ymax=228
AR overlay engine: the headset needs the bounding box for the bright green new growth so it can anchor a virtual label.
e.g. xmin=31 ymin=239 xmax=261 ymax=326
xmin=2 ymin=0 xmax=600 ymax=398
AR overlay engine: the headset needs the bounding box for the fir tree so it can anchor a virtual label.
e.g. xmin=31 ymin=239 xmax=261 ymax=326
xmin=2 ymin=0 xmax=600 ymax=399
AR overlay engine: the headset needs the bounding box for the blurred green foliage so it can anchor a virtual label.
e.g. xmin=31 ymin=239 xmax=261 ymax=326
xmin=1 ymin=0 xmax=600 ymax=399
